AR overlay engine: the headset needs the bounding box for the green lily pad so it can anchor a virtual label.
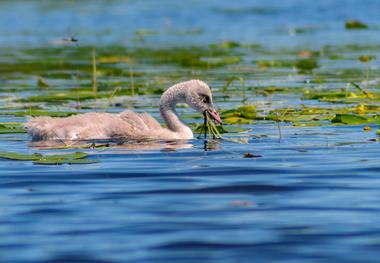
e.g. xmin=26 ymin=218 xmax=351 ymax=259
xmin=0 ymin=122 xmax=27 ymax=134
xmin=222 ymin=105 xmax=256 ymax=119
xmin=0 ymin=151 xmax=98 ymax=165
xmin=37 ymin=77 xmax=49 ymax=88
xmin=0 ymin=152 xmax=42 ymax=161
xmin=345 ymin=20 xmax=368 ymax=29
xmin=223 ymin=117 xmax=253 ymax=125
xmin=331 ymin=114 xmax=369 ymax=125
xmin=33 ymin=158 xmax=98 ymax=165
xmin=295 ymin=58 xmax=319 ymax=73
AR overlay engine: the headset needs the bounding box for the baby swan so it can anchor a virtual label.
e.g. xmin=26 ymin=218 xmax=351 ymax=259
xmin=25 ymin=79 xmax=222 ymax=141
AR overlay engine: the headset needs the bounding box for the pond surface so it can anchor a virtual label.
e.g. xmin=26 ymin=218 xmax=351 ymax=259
xmin=2 ymin=1 xmax=380 ymax=262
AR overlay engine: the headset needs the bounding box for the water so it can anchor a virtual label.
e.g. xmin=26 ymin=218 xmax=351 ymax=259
xmin=1 ymin=0 xmax=380 ymax=49
xmin=2 ymin=1 xmax=380 ymax=262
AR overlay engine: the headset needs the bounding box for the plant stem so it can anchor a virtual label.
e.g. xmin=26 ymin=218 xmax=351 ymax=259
xmin=129 ymin=65 xmax=135 ymax=96
xmin=92 ymin=48 xmax=97 ymax=96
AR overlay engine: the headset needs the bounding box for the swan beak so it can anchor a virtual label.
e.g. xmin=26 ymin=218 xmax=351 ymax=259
xmin=208 ymin=109 xmax=222 ymax=124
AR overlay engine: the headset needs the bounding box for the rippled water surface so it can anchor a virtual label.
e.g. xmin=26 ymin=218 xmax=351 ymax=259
xmin=2 ymin=1 xmax=380 ymax=262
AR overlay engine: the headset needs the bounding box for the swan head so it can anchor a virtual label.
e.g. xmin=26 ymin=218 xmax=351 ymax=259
xmin=185 ymin=80 xmax=222 ymax=124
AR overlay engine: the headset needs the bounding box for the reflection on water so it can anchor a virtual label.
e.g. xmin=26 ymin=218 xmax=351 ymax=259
xmin=29 ymin=138 xmax=197 ymax=151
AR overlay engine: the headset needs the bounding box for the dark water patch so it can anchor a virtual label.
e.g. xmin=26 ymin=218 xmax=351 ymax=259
xmin=41 ymin=255 xmax=114 ymax=263
xmin=17 ymin=208 xmax=72 ymax=216
xmin=134 ymin=184 xmax=306 ymax=195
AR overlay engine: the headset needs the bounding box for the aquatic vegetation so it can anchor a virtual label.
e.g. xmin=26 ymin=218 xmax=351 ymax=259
xmin=331 ymin=114 xmax=380 ymax=125
xmin=331 ymin=114 xmax=369 ymax=125
xmin=37 ymin=77 xmax=49 ymax=88
xmin=222 ymin=105 xmax=256 ymax=124
xmin=210 ymin=41 xmax=241 ymax=49
xmin=0 ymin=151 xmax=97 ymax=165
xmin=256 ymin=59 xmax=294 ymax=69
xmin=4 ymin=3 xmax=380 ymax=263
xmin=196 ymin=111 xmax=249 ymax=144
xmin=222 ymin=77 xmax=247 ymax=103
xmin=193 ymin=123 xmax=246 ymax=134
xmin=0 ymin=122 xmax=26 ymax=134
xmin=1 ymin=40 xmax=380 ymax=150
xmin=295 ymin=58 xmax=319 ymax=73
xmin=345 ymin=20 xmax=368 ymax=29
xmin=303 ymin=84 xmax=378 ymax=103
xmin=16 ymin=92 xmax=97 ymax=103
xmin=359 ymin=55 xmax=375 ymax=63
xmin=288 ymin=26 xmax=320 ymax=35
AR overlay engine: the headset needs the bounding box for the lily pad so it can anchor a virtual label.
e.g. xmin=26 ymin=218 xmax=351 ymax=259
xmin=222 ymin=105 xmax=256 ymax=119
xmin=223 ymin=117 xmax=253 ymax=125
xmin=345 ymin=20 xmax=368 ymax=29
xmin=37 ymin=77 xmax=49 ymax=88
xmin=295 ymin=58 xmax=319 ymax=73
xmin=0 ymin=152 xmax=42 ymax=161
xmin=34 ymin=158 xmax=98 ymax=165
xmin=0 ymin=122 xmax=26 ymax=134
xmin=0 ymin=151 xmax=98 ymax=165
xmin=331 ymin=114 xmax=370 ymax=125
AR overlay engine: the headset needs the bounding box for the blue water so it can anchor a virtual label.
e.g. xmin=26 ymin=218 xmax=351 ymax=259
xmin=1 ymin=0 xmax=380 ymax=48
xmin=2 ymin=1 xmax=380 ymax=262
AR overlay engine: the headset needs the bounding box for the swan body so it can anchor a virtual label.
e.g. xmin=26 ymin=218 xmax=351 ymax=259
xmin=25 ymin=79 xmax=221 ymax=141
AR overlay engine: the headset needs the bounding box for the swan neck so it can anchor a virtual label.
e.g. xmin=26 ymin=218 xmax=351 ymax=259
xmin=159 ymin=84 xmax=193 ymax=138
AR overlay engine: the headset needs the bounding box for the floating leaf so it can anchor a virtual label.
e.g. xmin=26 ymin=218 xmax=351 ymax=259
xmin=221 ymin=126 xmax=249 ymax=133
xmin=331 ymin=114 xmax=369 ymax=124
xmin=0 ymin=152 xmax=42 ymax=161
xmin=295 ymin=58 xmax=319 ymax=73
xmin=238 ymin=105 xmax=256 ymax=119
xmin=0 ymin=122 xmax=26 ymax=134
xmin=34 ymin=158 xmax=98 ymax=165
xmin=345 ymin=20 xmax=368 ymax=29
xmin=37 ymin=77 xmax=49 ymax=88
xmin=210 ymin=41 xmax=240 ymax=49
xmin=222 ymin=105 xmax=256 ymax=119
xmin=0 ymin=151 xmax=97 ymax=165
xmin=256 ymin=60 xmax=294 ymax=69
xmin=99 ymin=56 xmax=132 ymax=63
xmin=223 ymin=117 xmax=253 ymax=125
xmin=359 ymin=55 xmax=375 ymax=63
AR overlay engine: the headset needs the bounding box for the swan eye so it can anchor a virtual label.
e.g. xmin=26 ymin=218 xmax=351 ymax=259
xmin=199 ymin=94 xmax=210 ymax=104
